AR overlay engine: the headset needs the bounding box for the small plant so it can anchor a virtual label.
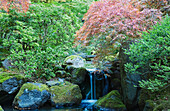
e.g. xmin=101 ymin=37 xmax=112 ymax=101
xmin=125 ymin=15 xmax=170 ymax=92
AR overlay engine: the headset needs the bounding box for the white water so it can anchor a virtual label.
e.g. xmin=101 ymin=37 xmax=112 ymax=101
xmin=86 ymin=68 xmax=97 ymax=100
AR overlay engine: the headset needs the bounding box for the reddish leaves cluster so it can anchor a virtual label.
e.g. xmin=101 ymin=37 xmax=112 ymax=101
xmin=135 ymin=0 xmax=169 ymax=10
xmin=76 ymin=0 xmax=162 ymax=44
xmin=0 ymin=0 xmax=30 ymax=12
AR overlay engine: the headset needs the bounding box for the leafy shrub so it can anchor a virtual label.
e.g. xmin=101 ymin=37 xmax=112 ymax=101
xmin=75 ymin=0 xmax=162 ymax=64
xmin=1 ymin=3 xmax=82 ymax=80
xmin=0 ymin=0 xmax=30 ymax=12
xmin=125 ymin=15 xmax=170 ymax=92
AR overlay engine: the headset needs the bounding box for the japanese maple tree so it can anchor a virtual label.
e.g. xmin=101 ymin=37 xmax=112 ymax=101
xmin=0 ymin=0 xmax=30 ymax=12
xmin=75 ymin=0 xmax=162 ymax=63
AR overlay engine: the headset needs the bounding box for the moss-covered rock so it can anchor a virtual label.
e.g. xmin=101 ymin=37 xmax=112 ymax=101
xmin=143 ymin=100 xmax=155 ymax=111
xmin=153 ymin=100 xmax=170 ymax=111
xmin=0 ymin=72 xmax=26 ymax=104
xmin=0 ymin=106 xmax=4 ymax=111
xmin=70 ymin=67 xmax=88 ymax=84
xmin=64 ymin=55 xmax=85 ymax=68
xmin=13 ymin=83 xmax=50 ymax=110
xmin=0 ymin=72 xmax=25 ymax=83
xmin=95 ymin=90 xmax=126 ymax=110
xmin=50 ymin=81 xmax=82 ymax=107
xmin=138 ymin=87 xmax=170 ymax=111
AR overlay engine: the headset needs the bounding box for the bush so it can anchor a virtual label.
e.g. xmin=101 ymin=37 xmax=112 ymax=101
xmin=75 ymin=0 xmax=162 ymax=65
xmin=125 ymin=15 xmax=170 ymax=92
xmin=0 ymin=3 xmax=82 ymax=80
xmin=0 ymin=0 xmax=30 ymax=12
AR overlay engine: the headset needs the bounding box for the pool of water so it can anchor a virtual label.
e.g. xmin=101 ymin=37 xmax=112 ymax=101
xmin=1 ymin=100 xmax=98 ymax=111
xmin=2 ymin=105 xmax=84 ymax=111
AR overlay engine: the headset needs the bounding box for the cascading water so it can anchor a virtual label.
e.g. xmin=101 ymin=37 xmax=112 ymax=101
xmin=81 ymin=68 xmax=97 ymax=110
xmin=81 ymin=68 xmax=110 ymax=110
xmin=85 ymin=68 xmax=97 ymax=100
xmin=103 ymin=74 xmax=109 ymax=96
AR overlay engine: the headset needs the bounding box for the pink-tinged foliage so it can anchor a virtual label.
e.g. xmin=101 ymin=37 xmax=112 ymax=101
xmin=76 ymin=0 xmax=162 ymax=43
xmin=0 ymin=0 xmax=30 ymax=12
xmin=75 ymin=0 xmax=162 ymax=62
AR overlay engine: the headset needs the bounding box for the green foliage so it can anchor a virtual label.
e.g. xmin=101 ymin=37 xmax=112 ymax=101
xmin=125 ymin=15 xmax=170 ymax=92
xmin=0 ymin=3 xmax=82 ymax=80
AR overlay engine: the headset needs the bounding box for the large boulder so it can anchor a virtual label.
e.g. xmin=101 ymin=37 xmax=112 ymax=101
xmin=64 ymin=55 xmax=85 ymax=68
xmin=13 ymin=83 xmax=50 ymax=110
xmin=50 ymin=81 xmax=82 ymax=108
xmin=70 ymin=67 xmax=88 ymax=84
xmin=95 ymin=90 xmax=126 ymax=111
xmin=0 ymin=72 xmax=25 ymax=104
xmin=119 ymin=41 xmax=141 ymax=110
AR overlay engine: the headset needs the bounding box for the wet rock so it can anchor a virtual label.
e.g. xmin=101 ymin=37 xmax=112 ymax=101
xmin=143 ymin=100 xmax=155 ymax=111
xmin=0 ymin=72 xmax=25 ymax=104
xmin=2 ymin=77 xmax=19 ymax=94
xmin=70 ymin=67 xmax=88 ymax=84
xmin=95 ymin=90 xmax=126 ymax=111
xmin=50 ymin=81 xmax=82 ymax=108
xmin=119 ymin=41 xmax=141 ymax=110
xmin=64 ymin=55 xmax=85 ymax=68
xmin=13 ymin=83 xmax=50 ymax=110
xmin=46 ymin=81 xmax=61 ymax=87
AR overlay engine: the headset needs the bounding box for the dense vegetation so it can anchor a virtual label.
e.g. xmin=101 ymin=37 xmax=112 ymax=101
xmin=125 ymin=15 xmax=170 ymax=92
xmin=75 ymin=0 xmax=163 ymax=65
xmin=0 ymin=0 xmax=94 ymax=79
xmin=0 ymin=0 xmax=169 ymax=93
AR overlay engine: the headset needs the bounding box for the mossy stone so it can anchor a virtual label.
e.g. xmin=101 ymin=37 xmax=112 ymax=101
xmin=0 ymin=72 xmax=25 ymax=83
xmin=139 ymin=87 xmax=170 ymax=111
xmin=0 ymin=106 xmax=4 ymax=111
xmin=64 ymin=55 xmax=86 ymax=68
xmin=96 ymin=90 xmax=126 ymax=109
xmin=143 ymin=100 xmax=155 ymax=111
xmin=71 ymin=67 xmax=88 ymax=84
xmin=50 ymin=81 xmax=82 ymax=105
xmin=153 ymin=100 xmax=170 ymax=111
xmin=64 ymin=55 xmax=85 ymax=62
xmin=14 ymin=83 xmax=49 ymax=102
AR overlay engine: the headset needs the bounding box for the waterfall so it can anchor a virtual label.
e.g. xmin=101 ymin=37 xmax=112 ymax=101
xmin=90 ymin=73 xmax=93 ymax=99
xmin=86 ymin=68 xmax=96 ymax=100
xmin=103 ymin=74 xmax=109 ymax=96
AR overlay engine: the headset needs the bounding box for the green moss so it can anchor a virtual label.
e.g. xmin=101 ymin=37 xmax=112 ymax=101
xmin=96 ymin=90 xmax=125 ymax=109
xmin=145 ymin=100 xmax=155 ymax=108
xmin=50 ymin=82 xmax=82 ymax=104
xmin=0 ymin=106 xmax=4 ymax=111
xmin=15 ymin=83 xmax=49 ymax=101
xmin=139 ymin=87 xmax=170 ymax=111
xmin=153 ymin=98 xmax=170 ymax=111
xmin=0 ymin=72 xmax=25 ymax=83
xmin=74 ymin=67 xmax=86 ymax=76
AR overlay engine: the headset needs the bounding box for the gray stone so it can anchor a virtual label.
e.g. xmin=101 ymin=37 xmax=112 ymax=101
xmin=119 ymin=41 xmax=141 ymax=110
xmin=2 ymin=77 xmax=19 ymax=94
xmin=2 ymin=59 xmax=14 ymax=70
xmin=64 ymin=55 xmax=85 ymax=68
xmin=50 ymin=81 xmax=82 ymax=107
xmin=70 ymin=67 xmax=88 ymax=84
xmin=13 ymin=83 xmax=50 ymax=110
xmin=46 ymin=81 xmax=61 ymax=87
xmin=18 ymin=89 xmax=50 ymax=109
